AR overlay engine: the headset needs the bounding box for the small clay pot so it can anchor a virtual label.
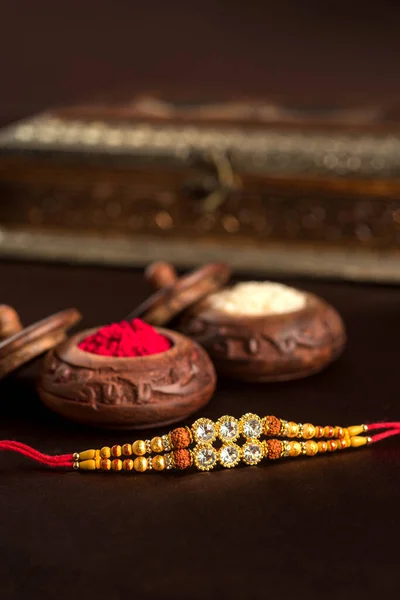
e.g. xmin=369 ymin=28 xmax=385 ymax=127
xmin=38 ymin=327 xmax=216 ymax=429
xmin=180 ymin=292 xmax=346 ymax=382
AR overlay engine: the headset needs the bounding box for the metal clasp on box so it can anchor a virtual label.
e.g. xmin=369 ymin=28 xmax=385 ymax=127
xmin=184 ymin=150 xmax=242 ymax=213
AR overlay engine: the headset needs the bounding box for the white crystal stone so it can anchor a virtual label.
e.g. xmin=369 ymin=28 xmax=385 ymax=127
xmin=195 ymin=446 xmax=217 ymax=470
xmin=162 ymin=435 xmax=171 ymax=451
xmin=280 ymin=421 xmax=289 ymax=436
xmin=218 ymin=417 xmax=239 ymax=441
xmin=282 ymin=442 xmax=291 ymax=458
xmin=220 ymin=444 xmax=240 ymax=467
xmin=243 ymin=442 xmax=263 ymax=465
xmin=241 ymin=415 xmax=262 ymax=439
xmin=194 ymin=419 xmax=216 ymax=443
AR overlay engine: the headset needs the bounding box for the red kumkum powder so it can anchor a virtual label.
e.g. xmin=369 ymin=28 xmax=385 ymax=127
xmin=78 ymin=318 xmax=171 ymax=357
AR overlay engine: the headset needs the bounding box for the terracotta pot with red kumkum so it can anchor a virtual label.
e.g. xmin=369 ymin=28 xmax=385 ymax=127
xmin=38 ymin=318 xmax=216 ymax=429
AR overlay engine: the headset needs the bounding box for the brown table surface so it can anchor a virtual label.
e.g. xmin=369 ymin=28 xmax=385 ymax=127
xmin=0 ymin=259 xmax=399 ymax=599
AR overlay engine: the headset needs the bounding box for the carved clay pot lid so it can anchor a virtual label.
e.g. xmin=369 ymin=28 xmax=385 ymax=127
xmin=0 ymin=308 xmax=82 ymax=379
xmin=128 ymin=262 xmax=231 ymax=326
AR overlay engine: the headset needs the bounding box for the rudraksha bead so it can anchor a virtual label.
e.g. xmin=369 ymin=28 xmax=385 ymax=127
xmin=266 ymin=439 xmax=282 ymax=460
xmin=170 ymin=427 xmax=191 ymax=449
xmin=264 ymin=415 xmax=281 ymax=436
xmin=173 ymin=449 xmax=192 ymax=470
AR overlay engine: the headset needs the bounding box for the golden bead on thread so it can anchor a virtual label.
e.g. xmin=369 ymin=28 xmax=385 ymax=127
xmin=123 ymin=459 xmax=134 ymax=471
xmin=328 ymin=440 xmax=338 ymax=452
xmin=133 ymin=456 xmax=148 ymax=472
xmin=318 ymin=441 xmax=328 ymax=453
xmin=112 ymin=459 xmax=122 ymax=471
xmin=100 ymin=446 xmax=111 ymax=459
xmin=288 ymin=422 xmax=299 ymax=437
xmin=289 ymin=441 xmax=302 ymax=457
xmin=101 ymin=459 xmax=111 ymax=471
xmin=80 ymin=459 xmax=96 ymax=471
xmin=347 ymin=425 xmax=365 ymax=437
xmin=150 ymin=437 xmax=164 ymax=454
xmin=152 ymin=455 xmax=166 ymax=471
xmin=351 ymin=436 xmax=368 ymax=448
xmin=79 ymin=449 xmax=97 ymax=461
xmin=111 ymin=445 xmax=122 ymax=458
xmin=303 ymin=423 xmax=316 ymax=439
xmin=305 ymin=440 xmax=318 ymax=456
xmin=132 ymin=440 xmax=146 ymax=456
xmin=122 ymin=443 xmax=132 ymax=456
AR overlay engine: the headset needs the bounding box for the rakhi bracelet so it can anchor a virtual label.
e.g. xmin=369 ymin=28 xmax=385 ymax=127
xmin=1 ymin=415 xmax=400 ymax=474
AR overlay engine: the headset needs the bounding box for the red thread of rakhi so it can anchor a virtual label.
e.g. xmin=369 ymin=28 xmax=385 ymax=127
xmin=0 ymin=441 xmax=73 ymax=468
xmin=78 ymin=318 xmax=171 ymax=357
xmin=368 ymin=421 xmax=400 ymax=443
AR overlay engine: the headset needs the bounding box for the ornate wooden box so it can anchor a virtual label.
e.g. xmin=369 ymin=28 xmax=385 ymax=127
xmin=1 ymin=94 xmax=400 ymax=281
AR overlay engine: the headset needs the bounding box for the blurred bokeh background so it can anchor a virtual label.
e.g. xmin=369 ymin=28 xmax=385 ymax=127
xmin=1 ymin=0 xmax=400 ymax=281
xmin=2 ymin=0 xmax=400 ymax=123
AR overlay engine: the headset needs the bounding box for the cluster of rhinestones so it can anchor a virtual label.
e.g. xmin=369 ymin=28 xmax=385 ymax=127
xmin=282 ymin=440 xmax=291 ymax=458
xmin=191 ymin=414 xmax=267 ymax=471
xmin=162 ymin=434 xmax=172 ymax=452
xmin=164 ymin=453 xmax=175 ymax=470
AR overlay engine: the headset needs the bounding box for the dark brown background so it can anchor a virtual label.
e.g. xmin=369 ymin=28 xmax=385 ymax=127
xmin=2 ymin=1 xmax=400 ymax=125
xmin=1 ymin=2 xmax=400 ymax=599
